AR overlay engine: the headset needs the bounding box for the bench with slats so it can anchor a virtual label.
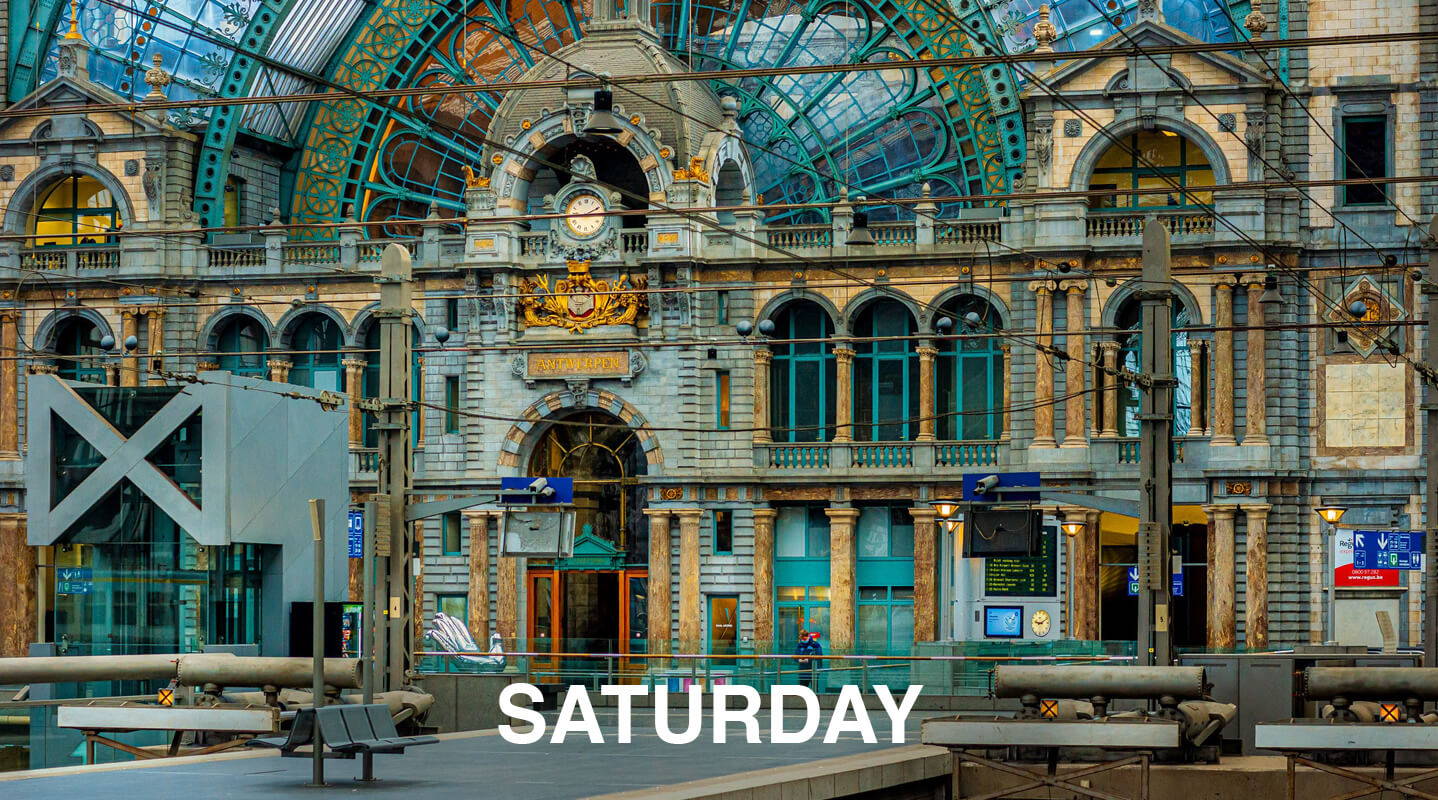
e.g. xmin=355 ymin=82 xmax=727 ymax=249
xmin=247 ymin=704 xmax=437 ymax=760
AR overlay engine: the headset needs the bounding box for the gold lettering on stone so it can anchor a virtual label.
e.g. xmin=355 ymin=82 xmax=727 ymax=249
xmin=527 ymin=350 xmax=629 ymax=379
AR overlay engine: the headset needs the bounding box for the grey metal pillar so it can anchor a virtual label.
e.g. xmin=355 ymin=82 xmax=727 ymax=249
xmin=308 ymin=498 xmax=326 ymax=787
xmin=361 ymin=499 xmax=377 ymax=781
xmin=1137 ymin=220 xmax=1174 ymax=667
xmin=377 ymin=244 xmax=415 ymax=691
xmin=1424 ymin=216 xmax=1438 ymax=665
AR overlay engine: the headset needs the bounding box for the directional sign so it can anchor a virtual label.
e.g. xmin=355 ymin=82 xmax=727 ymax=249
xmin=347 ymin=511 xmax=364 ymax=559
xmin=1352 ymin=530 xmax=1425 ymax=570
xmin=1125 ymin=566 xmax=1183 ymax=596
xmin=1334 ymin=529 xmax=1399 ymax=587
xmin=1172 ymin=572 xmax=1184 ymax=597
xmin=57 ymin=567 xmax=92 ymax=595
xmin=500 ymin=477 xmax=574 ymax=505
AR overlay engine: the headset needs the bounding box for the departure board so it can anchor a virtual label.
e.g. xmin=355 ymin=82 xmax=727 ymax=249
xmin=983 ymin=527 xmax=1057 ymax=597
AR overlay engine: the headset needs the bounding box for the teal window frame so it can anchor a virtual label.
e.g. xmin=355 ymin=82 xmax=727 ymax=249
xmin=361 ymin=324 xmax=423 ymax=448
xmin=1339 ymin=114 xmax=1390 ymax=206
xmin=707 ymin=593 xmax=740 ymax=662
xmin=769 ymin=302 xmax=836 ymax=443
xmin=716 ymin=291 xmax=729 ymax=325
xmin=852 ymin=300 xmax=919 ymax=441
xmin=774 ymin=506 xmax=832 ymax=644
xmin=33 ymin=174 xmax=120 ymax=247
xmin=1116 ymin=298 xmax=1193 ymax=436
xmin=1087 ymin=132 xmax=1212 ymax=212
xmin=714 ymin=370 xmax=731 ymax=429
xmin=776 ymin=586 xmax=831 ymax=648
xmin=444 ymin=297 xmax=460 ymax=331
xmin=215 ymin=316 xmax=269 ymax=378
xmin=441 ymin=511 xmax=462 ymax=555
xmin=288 ymin=314 xmax=343 ymax=391
xmin=857 ymin=585 xmax=915 ymax=655
xmin=712 ymin=509 xmax=733 ymax=555
xmin=444 ymin=375 xmax=460 ymax=433
xmin=935 ymin=296 xmax=1005 ymax=440
xmin=52 ymin=317 xmax=107 ymax=383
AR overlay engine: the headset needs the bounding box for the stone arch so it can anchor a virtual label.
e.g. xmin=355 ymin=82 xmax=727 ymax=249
xmin=841 ymin=287 xmax=923 ymax=332
xmin=197 ymin=305 xmax=275 ymax=352
xmin=3 ymin=161 xmax=136 ymax=235
xmin=929 ymin=285 xmax=1014 ymax=331
xmin=754 ymin=290 xmax=845 ymax=336
xmin=273 ymin=305 xmax=350 ymax=350
xmin=33 ymin=307 xmax=114 ymax=352
xmin=1102 ymin=278 xmax=1205 ymax=328
xmin=346 ymin=302 xmax=430 ymax=348
xmin=1067 ymin=115 xmax=1233 ymax=193
xmin=497 ymin=389 xmax=663 ymax=473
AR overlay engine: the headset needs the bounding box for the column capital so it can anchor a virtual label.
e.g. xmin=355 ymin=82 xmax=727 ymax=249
xmin=1058 ymin=279 xmax=1087 ymax=294
xmin=266 ymin=359 xmax=293 ymax=368
xmin=824 ymin=506 xmax=861 ymax=521
xmin=461 ymin=507 xmax=494 ymax=521
xmin=1240 ymin=503 xmax=1272 ymax=515
xmin=1098 ymin=339 xmax=1121 ymax=353
xmin=833 ymin=345 xmax=855 ymax=360
xmin=146 ymin=306 xmax=166 ymax=320
xmin=1201 ymin=503 xmax=1240 ymax=519
xmin=753 ymin=348 xmax=773 ymax=365
xmin=751 ymin=507 xmax=778 ymax=521
xmin=916 ymin=345 xmax=938 ymax=358
xmin=672 ymin=507 xmax=706 ymax=520
xmin=28 ymin=364 xmax=59 ymax=375
xmin=1027 ymin=280 xmax=1054 ymax=295
xmin=0 ymin=310 xmax=18 ymax=323
xmin=1243 ymin=276 xmax=1267 ymax=291
xmin=342 ymin=357 xmax=367 ymax=369
xmin=196 ymin=361 xmax=219 ymax=371
xmin=908 ymin=507 xmax=938 ymax=522
xmin=642 ymin=508 xmax=674 ymax=519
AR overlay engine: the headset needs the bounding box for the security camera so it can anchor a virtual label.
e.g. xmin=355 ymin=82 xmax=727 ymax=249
xmin=973 ymin=474 xmax=1000 ymax=495
xmin=527 ymin=477 xmax=555 ymax=498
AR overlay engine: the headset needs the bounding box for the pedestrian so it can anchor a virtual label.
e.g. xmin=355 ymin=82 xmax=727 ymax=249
xmin=796 ymin=630 xmax=822 ymax=688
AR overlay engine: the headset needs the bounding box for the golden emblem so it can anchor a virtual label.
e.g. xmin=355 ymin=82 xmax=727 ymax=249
xmin=519 ymin=260 xmax=648 ymax=333
xmin=672 ymin=156 xmax=711 ymax=183
xmin=461 ymin=165 xmax=490 ymax=189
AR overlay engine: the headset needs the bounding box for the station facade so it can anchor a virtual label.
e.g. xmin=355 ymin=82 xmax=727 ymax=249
xmin=0 ymin=0 xmax=1434 ymax=659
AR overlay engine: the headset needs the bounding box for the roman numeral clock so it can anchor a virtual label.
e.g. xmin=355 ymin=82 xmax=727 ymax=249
xmin=546 ymin=155 xmax=622 ymax=261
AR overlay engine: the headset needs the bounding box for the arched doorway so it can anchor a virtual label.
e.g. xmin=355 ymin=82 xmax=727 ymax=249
xmin=524 ymin=410 xmax=649 ymax=666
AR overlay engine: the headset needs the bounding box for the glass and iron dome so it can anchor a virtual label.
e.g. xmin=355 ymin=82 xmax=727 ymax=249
xmin=20 ymin=0 xmax=1243 ymax=229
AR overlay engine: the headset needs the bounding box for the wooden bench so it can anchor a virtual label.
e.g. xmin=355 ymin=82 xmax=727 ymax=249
xmin=247 ymin=704 xmax=437 ymax=761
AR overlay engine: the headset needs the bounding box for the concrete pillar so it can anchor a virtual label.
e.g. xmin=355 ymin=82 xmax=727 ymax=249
xmin=1029 ymin=282 xmax=1057 ymax=447
xmin=825 ymin=507 xmax=860 ymax=651
xmin=1243 ymin=281 xmax=1268 ymax=445
xmin=0 ymin=514 xmax=34 ymax=658
xmin=676 ymin=508 xmax=704 ymax=652
xmin=916 ymin=345 xmax=937 ymax=442
xmin=1065 ymin=508 xmax=1100 ymax=639
xmin=644 ymin=509 xmax=673 ymax=654
xmin=464 ymin=510 xmax=491 ymax=641
xmin=1203 ymin=504 xmax=1239 ymax=649
xmin=1062 ymin=282 xmax=1087 ymax=448
xmin=145 ymin=307 xmax=165 ymax=386
xmin=1211 ymin=281 xmax=1237 ymax=445
xmin=1243 ymin=504 xmax=1272 ymax=648
xmin=752 ymin=349 xmax=772 ymax=444
xmin=0 ymin=311 xmax=18 ymax=459
xmin=343 ymin=358 xmax=366 ymax=446
xmin=909 ymin=507 xmax=939 ymax=642
xmin=752 ymin=508 xmax=777 ymax=647
xmin=1100 ymin=341 xmax=1120 ymax=437
xmin=121 ymin=309 xmax=140 ymax=387
xmin=267 ymin=359 xmax=292 ymax=383
xmin=833 ymin=346 xmax=854 ymax=442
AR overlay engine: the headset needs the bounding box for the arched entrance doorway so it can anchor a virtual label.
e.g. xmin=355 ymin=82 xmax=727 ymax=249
xmin=524 ymin=410 xmax=649 ymax=667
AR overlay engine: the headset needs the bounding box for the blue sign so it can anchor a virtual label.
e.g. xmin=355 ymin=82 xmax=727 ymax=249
xmin=962 ymin=472 xmax=1041 ymax=503
xmin=1125 ymin=566 xmax=1184 ymax=596
xmin=1172 ymin=572 xmax=1184 ymax=597
xmin=500 ymin=477 xmax=574 ymax=504
xmin=347 ymin=511 xmax=364 ymax=559
xmin=57 ymin=567 xmax=92 ymax=595
xmin=1352 ymin=530 xmax=1425 ymax=570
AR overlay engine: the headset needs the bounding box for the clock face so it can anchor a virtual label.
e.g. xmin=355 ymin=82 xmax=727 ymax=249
xmin=1030 ymin=609 xmax=1051 ymax=637
xmin=563 ymin=192 xmax=605 ymax=238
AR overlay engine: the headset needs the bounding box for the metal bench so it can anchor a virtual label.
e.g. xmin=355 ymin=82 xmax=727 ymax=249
xmin=317 ymin=704 xmax=438 ymax=756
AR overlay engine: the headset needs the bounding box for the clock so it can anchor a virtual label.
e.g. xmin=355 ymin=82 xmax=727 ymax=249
xmin=563 ymin=192 xmax=605 ymax=238
xmin=1030 ymin=609 xmax=1051 ymax=637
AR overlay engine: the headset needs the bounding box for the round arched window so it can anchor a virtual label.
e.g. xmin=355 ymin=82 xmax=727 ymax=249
xmin=32 ymin=175 xmax=120 ymax=246
xmin=1087 ymin=131 xmax=1215 ymax=211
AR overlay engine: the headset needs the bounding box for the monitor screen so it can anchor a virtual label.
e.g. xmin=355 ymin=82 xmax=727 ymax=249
xmin=984 ymin=605 xmax=1025 ymax=638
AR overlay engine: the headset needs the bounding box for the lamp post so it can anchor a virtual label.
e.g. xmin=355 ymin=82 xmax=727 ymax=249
xmin=1061 ymin=519 xmax=1085 ymax=639
xmin=1316 ymin=505 xmax=1349 ymax=645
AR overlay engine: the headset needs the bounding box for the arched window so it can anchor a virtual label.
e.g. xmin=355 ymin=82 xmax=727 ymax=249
xmin=1087 ymin=131 xmax=1215 ymax=211
xmin=361 ymin=323 xmax=423 ymax=448
xmin=32 ymin=175 xmax=120 ymax=246
xmin=213 ymin=316 xmax=268 ymax=378
xmin=52 ymin=317 xmax=107 ymax=383
xmin=288 ymin=314 xmax=343 ymax=390
xmin=935 ymin=296 xmax=1005 ymax=440
xmin=1115 ymin=297 xmax=1193 ymax=436
xmin=769 ymin=301 xmax=836 ymax=443
xmin=851 ymin=299 xmax=918 ymax=441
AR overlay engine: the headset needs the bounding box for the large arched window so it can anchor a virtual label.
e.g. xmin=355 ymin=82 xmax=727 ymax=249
xmin=287 ymin=314 xmax=343 ymax=390
xmin=769 ymin=301 xmax=836 ymax=443
xmin=1087 ymin=131 xmax=1215 ymax=211
xmin=1115 ymin=297 xmax=1193 ymax=436
xmin=213 ymin=316 xmax=269 ymax=378
xmin=852 ymin=299 xmax=918 ymax=441
xmin=32 ymin=175 xmax=120 ymax=246
xmin=360 ymin=323 xmax=423 ymax=448
xmin=52 ymin=317 xmax=106 ymax=383
xmin=935 ymin=296 xmax=1005 ymax=440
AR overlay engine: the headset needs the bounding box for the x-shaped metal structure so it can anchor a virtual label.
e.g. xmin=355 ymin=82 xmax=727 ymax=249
xmin=1285 ymin=755 xmax=1438 ymax=800
xmin=955 ymin=751 xmax=1153 ymax=800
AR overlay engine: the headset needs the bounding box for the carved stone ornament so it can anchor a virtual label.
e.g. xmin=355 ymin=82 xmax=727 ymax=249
xmin=511 ymin=354 xmax=527 ymax=378
xmin=1032 ymin=4 xmax=1058 ymax=52
xmin=672 ymin=156 xmax=711 ymax=183
xmin=1063 ymin=119 xmax=1082 ymax=137
xmin=142 ymin=157 xmax=164 ymax=203
xmin=461 ymin=164 xmax=490 ymax=189
xmin=518 ymin=259 xmax=649 ymax=332
xmin=144 ymin=53 xmax=171 ymax=101
xmin=0 ymin=165 xmax=13 ymax=182
xmin=1034 ymin=122 xmax=1052 ymax=168
xmin=569 ymin=154 xmax=597 ymax=182
xmin=565 ymin=379 xmax=591 ymax=408
xmin=1245 ymin=110 xmax=1267 ymax=150
xmin=124 ymin=159 xmax=139 ymax=177
xmin=547 ymin=225 xmax=618 ymax=261
xmin=1244 ymin=9 xmax=1269 ymax=38
xmin=628 ymin=350 xmax=648 ymax=377
xmin=1325 ymin=275 xmax=1408 ymax=358
xmin=1218 ymin=113 xmax=1236 ymax=133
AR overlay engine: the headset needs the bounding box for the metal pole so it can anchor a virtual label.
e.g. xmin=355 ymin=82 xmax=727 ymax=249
xmin=1423 ymin=215 xmax=1438 ymax=664
xmin=377 ymin=244 xmax=415 ymax=691
xmin=308 ymin=498 xmax=326 ymax=787
xmin=1137 ymin=220 xmax=1174 ymax=667
xmin=361 ymin=499 xmax=377 ymax=782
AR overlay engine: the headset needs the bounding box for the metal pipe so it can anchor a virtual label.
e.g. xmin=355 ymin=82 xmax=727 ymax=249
xmin=1305 ymin=667 xmax=1438 ymax=701
xmin=994 ymin=666 xmax=1206 ymax=700
xmin=0 ymin=654 xmax=196 ymax=684
xmin=175 ymin=655 xmax=363 ymax=689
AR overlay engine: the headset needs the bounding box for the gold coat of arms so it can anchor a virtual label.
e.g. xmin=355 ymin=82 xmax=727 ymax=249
xmin=519 ymin=260 xmax=649 ymax=333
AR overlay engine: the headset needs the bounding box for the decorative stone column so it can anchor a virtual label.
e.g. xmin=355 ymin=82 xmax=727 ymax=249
xmin=909 ymin=507 xmax=939 ymax=642
xmin=1099 ymin=341 xmax=1120 ymax=437
xmin=825 ymin=506 xmax=860 ymax=651
xmin=344 ymin=358 xmax=366 ymax=446
xmin=145 ymin=307 xmax=165 ymax=386
xmin=1211 ymin=280 xmax=1237 ymax=445
xmin=0 ymin=514 xmax=34 ymax=658
xmin=752 ymin=508 xmax=777 ymax=647
xmin=916 ymin=345 xmax=937 ymax=442
xmin=1243 ymin=281 xmax=1268 ymax=445
xmin=832 ymin=345 xmax=855 ymax=442
xmin=1000 ymin=344 xmax=1012 ymax=439
xmin=267 ymin=359 xmax=292 ymax=383
xmin=1203 ymin=504 xmax=1239 ymax=649
xmin=1029 ymin=282 xmax=1057 ymax=447
xmin=676 ymin=508 xmax=704 ymax=653
xmin=496 ymin=546 xmax=520 ymax=642
xmin=752 ymin=349 xmax=772 ymax=444
xmin=121 ymin=309 xmax=140 ymax=387
xmin=1242 ymin=504 xmax=1272 ymax=648
xmin=413 ymin=521 xmax=425 ymax=649
xmin=103 ymin=364 xmax=120 ymax=386
xmin=464 ymin=509 xmax=491 ymax=640
xmin=644 ymin=509 xmax=673 ymax=657
xmin=1191 ymin=340 xmax=1209 ymax=436
xmin=1065 ymin=508 xmax=1100 ymax=639
xmin=0 ymin=312 xmax=16 ymax=460
xmin=1061 ymin=281 xmax=1087 ymax=448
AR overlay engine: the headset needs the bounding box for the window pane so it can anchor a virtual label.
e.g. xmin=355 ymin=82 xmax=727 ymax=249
xmin=715 ymin=371 xmax=731 ymax=429
xmin=890 ymin=604 xmax=914 ymax=648
xmin=777 ymin=586 xmax=805 ymax=602
xmin=776 ymin=507 xmax=807 ymax=557
xmin=858 ymin=605 xmax=888 ymax=648
xmin=807 ymin=520 xmax=830 ymax=559
xmin=890 ymin=514 xmax=915 ymax=558
xmin=1343 ymin=116 xmax=1388 ymax=205
xmin=777 ymin=606 xmax=803 ymax=645
xmin=858 ymin=508 xmax=888 ymax=557
xmin=713 ymin=510 xmax=733 ymax=554
xmin=808 ymin=586 xmax=830 ymax=602
xmin=859 ymin=587 xmax=887 ymax=601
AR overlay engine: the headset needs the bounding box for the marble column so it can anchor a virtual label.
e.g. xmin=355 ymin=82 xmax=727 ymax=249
xmin=1192 ymin=340 xmax=1209 ymax=436
xmin=752 ymin=509 xmax=777 ymax=647
xmin=344 ymin=358 xmax=366 ymax=446
xmin=414 ymin=356 xmax=426 ymax=448
xmin=1062 ymin=282 xmax=1087 ymax=448
xmin=676 ymin=508 xmax=704 ymax=653
xmin=0 ymin=312 xmax=16 ymax=459
xmin=644 ymin=509 xmax=673 ymax=656
xmin=1211 ymin=281 xmax=1237 ymax=445
xmin=103 ymin=364 xmax=119 ymax=386
xmin=833 ymin=346 xmax=854 ymax=442
xmin=145 ymin=307 xmax=165 ymax=385
xmin=413 ymin=521 xmax=425 ymax=649
xmin=462 ymin=510 xmax=491 ymax=640
xmin=752 ymin=350 xmax=772 ymax=444
xmin=1203 ymin=504 xmax=1238 ymax=649
xmin=267 ymin=359 xmax=292 ymax=383
xmin=1066 ymin=508 xmax=1100 ymax=640
xmin=916 ymin=344 xmax=937 ymax=441
xmin=1099 ymin=341 xmax=1120 ymax=437
xmin=825 ymin=507 xmax=860 ymax=651
xmin=1243 ymin=504 xmax=1272 ymax=648
xmin=1000 ymin=344 xmax=1012 ymax=439
xmin=909 ymin=507 xmax=939 ymax=642
xmin=0 ymin=514 xmax=34 ymax=658
xmin=121 ymin=310 xmax=140 ymax=387
xmin=1243 ymin=281 xmax=1268 ymax=445
xmin=1030 ymin=282 xmax=1057 ymax=447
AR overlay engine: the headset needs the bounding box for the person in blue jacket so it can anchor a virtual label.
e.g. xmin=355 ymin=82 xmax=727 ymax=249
xmin=796 ymin=630 xmax=823 ymax=688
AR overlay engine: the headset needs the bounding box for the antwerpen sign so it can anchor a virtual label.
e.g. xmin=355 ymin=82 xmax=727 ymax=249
xmin=514 ymin=349 xmax=647 ymax=387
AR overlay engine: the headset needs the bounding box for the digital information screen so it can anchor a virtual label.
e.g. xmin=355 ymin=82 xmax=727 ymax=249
xmin=984 ymin=605 xmax=1025 ymax=638
xmin=983 ymin=527 xmax=1057 ymax=597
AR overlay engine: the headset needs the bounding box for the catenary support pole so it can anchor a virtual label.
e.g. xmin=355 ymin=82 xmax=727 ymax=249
xmin=1138 ymin=219 xmax=1174 ymax=667
xmin=361 ymin=499 xmax=377 ymax=781
xmin=1424 ymin=215 xmax=1438 ymax=664
xmin=378 ymin=244 xmax=415 ymax=691
xmin=308 ymin=498 xmax=326 ymax=787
